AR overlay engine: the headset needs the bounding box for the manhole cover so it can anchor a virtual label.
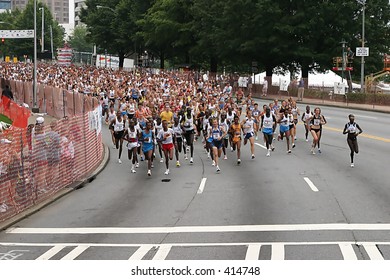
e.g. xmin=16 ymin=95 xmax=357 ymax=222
xmin=161 ymin=179 xmax=171 ymax=182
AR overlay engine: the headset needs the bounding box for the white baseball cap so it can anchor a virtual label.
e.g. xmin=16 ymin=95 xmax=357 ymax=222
xmin=36 ymin=117 xmax=45 ymax=124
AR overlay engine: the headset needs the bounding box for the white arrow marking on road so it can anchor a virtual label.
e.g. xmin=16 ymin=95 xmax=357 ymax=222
xmin=245 ymin=244 xmax=261 ymax=260
xmin=363 ymin=243 xmax=384 ymax=260
xmin=303 ymin=177 xmax=319 ymax=192
xmin=61 ymin=245 xmax=89 ymax=260
xmin=36 ymin=245 xmax=66 ymax=260
xmin=339 ymin=244 xmax=358 ymax=260
xmin=128 ymin=245 xmax=153 ymax=260
xmin=152 ymin=245 xmax=172 ymax=260
xmin=197 ymin=178 xmax=207 ymax=194
xmin=271 ymin=244 xmax=285 ymax=260
xmin=255 ymin=143 xmax=267 ymax=150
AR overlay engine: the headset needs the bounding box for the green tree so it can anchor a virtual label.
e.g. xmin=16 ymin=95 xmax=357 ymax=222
xmin=0 ymin=0 xmax=64 ymax=59
xmin=81 ymin=0 xmax=153 ymax=68
xmin=68 ymin=25 xmax=94 ymax=52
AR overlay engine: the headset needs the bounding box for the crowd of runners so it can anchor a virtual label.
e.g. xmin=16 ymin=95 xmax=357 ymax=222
xmin=0 ymin=63 xmax=363 ymax=177
xmin=100 ymin=71 xmax=363 ymax=176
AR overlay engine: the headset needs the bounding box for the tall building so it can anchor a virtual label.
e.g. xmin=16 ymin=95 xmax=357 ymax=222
xmin=0 ymin=0 xmax=11 ymax=10
xmin=11 ymin=0 xmax=69 ymax=24
xmin=74 ymin=0 xmax=86 ymax=27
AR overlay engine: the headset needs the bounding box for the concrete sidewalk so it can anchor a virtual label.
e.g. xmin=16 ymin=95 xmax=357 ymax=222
xmin=256 ymin=94 xmax=390 ymax=114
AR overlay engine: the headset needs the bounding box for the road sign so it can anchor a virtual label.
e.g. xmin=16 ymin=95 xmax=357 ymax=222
xmin=0 ymin=30 xmax=34 ymax=39
xmin=356 ymin=47 xmax=369 ymax=57
xmin=334 ymin=82 xmax=347 ymax=95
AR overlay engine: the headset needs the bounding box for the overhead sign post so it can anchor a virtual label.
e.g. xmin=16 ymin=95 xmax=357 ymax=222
xmin=356 ymin=47 xmax=369 ymax=57
xmin=0 ymin=30 xmax=35 ymax=39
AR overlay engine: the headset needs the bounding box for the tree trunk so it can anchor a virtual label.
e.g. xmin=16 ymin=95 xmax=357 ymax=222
xmin=118 ymin=52 xmax=125 ymax=69
xmin=210 ymin=56 xmax=218 ymax=76
xmin=301 ymin=65 xmax=309 ymax=89
xmin=160 ymin=51 xmax=165 ymax=69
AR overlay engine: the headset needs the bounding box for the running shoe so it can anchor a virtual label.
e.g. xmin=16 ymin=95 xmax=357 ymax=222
xmin=190 ymin=158 xmax=194 ymax=164
xmin=255 ymin=136 xmax=258 ymax=140
xmin=164 ymin=169 xmax=170 ymax=175
xmin=151 ymin=163 xmax=154 ymax=168
xmin=185 ymin=155 xmax=189 ymax=160
xmin=216 ymin=166 xmax=221 ymax=172
xmin=271 ymin=146 xmax=275 ymax=151
xmin=118 ymin=159 xmax=122 ymax=164
xmin=224 ymin=155 xmax=227 ymax=160
xmin=131 ymin=168 xmax=136 ymax=173
xmin=160 ymin=158 xmax=164 ymax=163
xmin=237 ymin=159 xmax=241 ymax=164
xmin=112 ymin=145 xmax=116 ymax=149
xmin=148 ymin=170 xmax=151 ymax=176
xmin=135 ymin=163 xmax=139 ymax=168
xmin=311 ymin=148 xmax=316 ymax=155
xmin=318 ymin=149 xmax=322 ymax=154
xmin=251 ymin=154 xmax=255 ymax=159
xmin=230 ymin=147 xmax=234 ymax=152
xmin=140 ymin=156 xmax=144 ymax=161
xmin=176 ymin=161 xmax=181 ymax=167
xmin=207 ymin=153 xmax=210 ymax=159
xmin=305 ymin=139 xmax=309 ymax=142
xmin=212 ymin=160 xmax=216 ymax=166
xmin=351 ymin=163 xmax=354 ymax=168
xmin=292 ymin=143 xmax=296 ymax=148
xmin=287 ymin=150 xmax=292 ymax=154
xmin=294 ymin=136 xmax=297 ymax=140
xmin=266 ymin=150 xmax=271 ymax=157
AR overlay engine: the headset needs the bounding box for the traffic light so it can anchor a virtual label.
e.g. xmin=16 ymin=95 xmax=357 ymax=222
xmin=1 ymin=38 xmax=4 ymax=44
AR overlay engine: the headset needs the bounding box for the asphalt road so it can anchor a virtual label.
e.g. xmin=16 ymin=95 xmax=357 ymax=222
xmin=1 ymin=100 xmax=390 ymax=260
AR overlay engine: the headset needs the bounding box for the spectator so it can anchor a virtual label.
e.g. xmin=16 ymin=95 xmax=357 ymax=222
xmin=2 ymin=85 xmax=13 ymax=100
xmin=298 ymin=78 xmax=305 ymax=101
xmin=262 ymin=77 xmax=268 ymax=97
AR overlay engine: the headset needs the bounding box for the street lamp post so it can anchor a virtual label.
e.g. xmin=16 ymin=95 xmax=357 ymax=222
xmin=32 ymin=0 xmax=38 ymax=113
xmin=39 ymin=7 xmax=44 ymax=53
xmin=358 ymin=0 xmax=366 ymax=93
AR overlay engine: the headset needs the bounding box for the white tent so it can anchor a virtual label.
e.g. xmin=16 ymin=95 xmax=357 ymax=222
xmin=252 ymin=70 xmax=361 ymax=89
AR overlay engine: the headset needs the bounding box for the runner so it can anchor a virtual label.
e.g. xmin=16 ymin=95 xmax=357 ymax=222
xmin=140 ymin=121 xmax=155 ymax=176
xmin=343 ymin=114 xmax=362 ymax=167
xmin=226 ymin=106 xmax=236 ymax=151
xmin=209 ymin=118 xmax=227 ymax=172
xmin=157 ymin=120 xmax=175 ymax=175
xmin=182 ymin=106 xmax=196 ymax=163
xmin=106 ymin=105 xmax=117 ymax=148
xmin=241 ymin=110 xmax=256 ymax=159
xmin=154 ymin=117 xmax=164 ymax=163
xmin=123 ymin=119 xmax=138 ymax=173
xmin=287 ymin=107 xmax=296 ymax=149
xmin=111 ymin=112 xmax=125 ymax=163
xmin=173 ymin=117 xmax=184 ymax=167
xmin=309 ymin=107 xmax=326 ymax=155
xmin=278 ymin=108 xmax=292 ymax=153
xmin=301 ymin=105 xmax=313 ymax=142
xmin=229 ymin=115 xmax=242 ymax=164
xmin=252 ymin=103 xmax=261 ymax=140
xmin=316 ymin=107 xmax=327 ymax=153
xmin=291 ymin=100 xmax=300 ymax=141
xmin=219 ymin=112 xmax=229 ymax=160
xmin=261 ymin=107 xmax=276 ymax=157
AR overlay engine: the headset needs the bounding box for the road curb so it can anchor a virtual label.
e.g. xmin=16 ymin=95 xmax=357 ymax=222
xmin=255 ymin=97 xmax=390 ymax=114
xmin=0 ymin=144 xmax=110 ymax=231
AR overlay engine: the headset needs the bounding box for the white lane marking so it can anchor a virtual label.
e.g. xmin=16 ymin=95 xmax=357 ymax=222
xmin=354 ymin=114 xmax=378 ymax=120
xmin=152 ymin=245 xmax=172 ymax=260
xmin=36 ymin=245 xmax=66 ymax=260
xmin=8 ymin=224 xmax=390 ymax=234
xmin=303 ymin=177 xmax=319 ymax=192
xmin=255 ymin=143 xmax=267 ymax=150
xmin=129 ymin=245 xmax=153 ymax=260
xmin=245 ymin=244 xmax=261 ymax=260
xmin=271 ymin=244 xmax=285 ymax=260
xmin=1 ymin=241 xmax=390 ymax=248
xmin=197 ymin=178 xmax=207 ymax=194
xmin=339 ymin=244 xmax=358 ymax=260
xmin=363 ymin=243 xmax=384 ymax=260
xmin=61 ymin=245 xmax=89 ymax=260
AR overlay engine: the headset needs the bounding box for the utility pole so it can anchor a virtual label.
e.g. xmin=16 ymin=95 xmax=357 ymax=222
xmin=39 ymin=7 xmax=44 ymax=53
xmin=50 ymin=25 xmax=54 ymax=60
xmin=32 ymin=0 xmax=38 ymax=113
xmin=360 ymin=0 xmax=366 ymax=93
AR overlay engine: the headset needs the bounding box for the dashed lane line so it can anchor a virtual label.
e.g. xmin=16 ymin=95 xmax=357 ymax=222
xmin=255 ymin=143 xmax=267 ymax=150
xmin=197 ymin=178 xmax=207 ymax=194
xmin=303 ymin=177 xmax=319 ymax=192
xmin=339 ymin=244 xmax=358 ymax=260
xmin=245 ymin=244 xmax=262 ymax=260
